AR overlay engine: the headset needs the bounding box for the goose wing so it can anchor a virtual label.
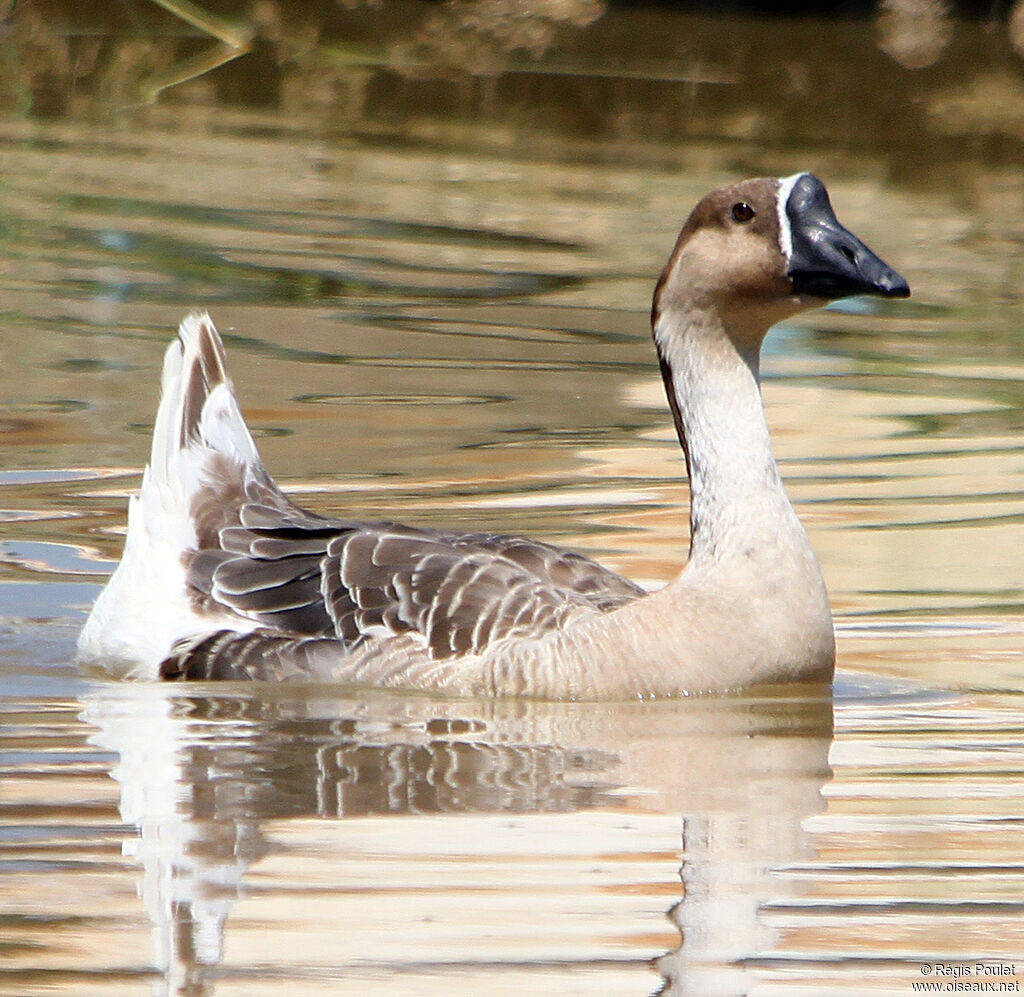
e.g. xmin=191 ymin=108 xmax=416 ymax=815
xmin=321 ymin=526 xmax=645 ymax=659
xmin=188 ymin=484 xmax=645 ymax=660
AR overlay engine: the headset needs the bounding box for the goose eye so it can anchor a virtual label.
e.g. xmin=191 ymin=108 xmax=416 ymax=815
xmin=731 ymin=202 xmax=756 ymax=223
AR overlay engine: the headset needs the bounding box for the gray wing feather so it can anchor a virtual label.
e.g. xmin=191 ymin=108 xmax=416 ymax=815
xmin=320 ymin=528 xmax=639 ymax=660
xmin=187 ymin=478 xmax=644 ymax=656
xmin=160 ymin=629 xmax=342 ymax=682
xmin=213 ymin=553 xmax=323 ymax=595
xmin=452 ymin=533 xmax=645 ymax=609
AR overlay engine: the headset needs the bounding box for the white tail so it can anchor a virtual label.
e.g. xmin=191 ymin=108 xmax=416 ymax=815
xmin=78 ymin=313 xmax=260 ymax=677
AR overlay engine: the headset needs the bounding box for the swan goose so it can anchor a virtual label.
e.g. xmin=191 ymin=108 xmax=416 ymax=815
xmin=77 ymin=173 xmax=909 ymax=698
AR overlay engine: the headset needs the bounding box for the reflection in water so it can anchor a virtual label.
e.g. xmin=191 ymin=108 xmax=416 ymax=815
xmin=8 ymin=0 xmax=1024 ymax=166
xmin=140 ymin=0 xmax=255 ymax=104
xmin=1014 ymin=2 xmax=1024 ymax=57
xmin=82 ymin=686 xmax=833 ymax=996
xmin=392 ymin=0 xmax=606 ymax=74
xmin=875 ymin=0 xmax=953 ymax=69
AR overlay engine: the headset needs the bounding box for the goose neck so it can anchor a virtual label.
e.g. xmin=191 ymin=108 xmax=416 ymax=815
xmin=654 ymin=308 xmax=797 ymax=558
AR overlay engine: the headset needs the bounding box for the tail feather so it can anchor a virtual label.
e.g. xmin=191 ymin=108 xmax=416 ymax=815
xmin=150 ymin=313 xmax=260 ymax=486
xmin=78 ymin=313 xmax=263 ymax=677
xmin=180 ymin=316 xmax=229 ymax=449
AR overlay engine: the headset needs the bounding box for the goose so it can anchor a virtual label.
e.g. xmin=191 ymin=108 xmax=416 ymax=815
xmin=77 ymin=173 xmax=909 ymax=698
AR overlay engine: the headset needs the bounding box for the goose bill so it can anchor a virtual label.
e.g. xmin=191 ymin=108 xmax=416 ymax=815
xmin=785 ymin=174 xmax=910 ymax=301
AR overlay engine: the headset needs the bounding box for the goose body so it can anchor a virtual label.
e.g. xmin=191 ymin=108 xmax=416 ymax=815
xmin=77 ymin=173 xmax=908 ymax=698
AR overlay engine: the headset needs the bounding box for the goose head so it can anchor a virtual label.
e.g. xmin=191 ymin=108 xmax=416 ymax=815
xmin=653 ymin=172 xmax=909 ymax=354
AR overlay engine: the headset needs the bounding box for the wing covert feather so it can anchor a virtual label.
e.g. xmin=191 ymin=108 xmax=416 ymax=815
xmin=188 ymin=489 xmax=644 ymax=657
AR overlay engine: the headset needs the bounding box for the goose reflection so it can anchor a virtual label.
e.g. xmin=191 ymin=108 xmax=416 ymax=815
xmin=82 ymin=686 xmax=832 ymax=997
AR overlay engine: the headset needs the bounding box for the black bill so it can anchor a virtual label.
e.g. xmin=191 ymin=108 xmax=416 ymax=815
xmin=785 ymin=174 xmax=910 ymax=300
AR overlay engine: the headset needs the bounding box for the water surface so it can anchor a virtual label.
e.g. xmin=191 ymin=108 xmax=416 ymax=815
xmin=2 ymin=4 xmax=1024 ymax=995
